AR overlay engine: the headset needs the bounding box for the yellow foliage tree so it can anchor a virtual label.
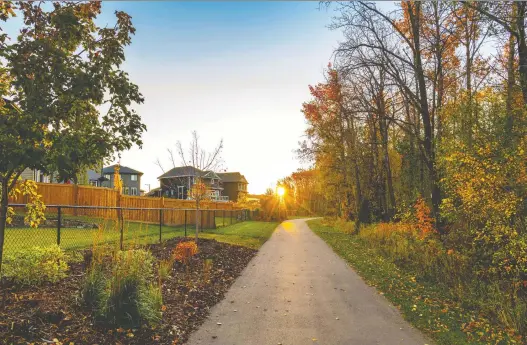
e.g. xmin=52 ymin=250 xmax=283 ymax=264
xmin=113 ymin=164 xmax=123 ymax=194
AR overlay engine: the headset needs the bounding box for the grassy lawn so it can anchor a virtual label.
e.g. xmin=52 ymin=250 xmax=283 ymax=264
xmin=201 ymin=221 xmax=279 ymax=249
xmin=4 ymin=220 xmax=187 ymax=253
xmin=4 ymin=219 xmax=278 ymax=253
xmin=215 ymin=216 xmax=237 ymax=228
xmin=307 ymin=219 xmax=516 ymax=345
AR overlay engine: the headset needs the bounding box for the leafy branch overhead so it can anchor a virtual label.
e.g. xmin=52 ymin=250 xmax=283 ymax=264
xmin=0 ymin=1 xmax=145 ymax=272
xmin=0 ymin=1 xmax=146 ymax=184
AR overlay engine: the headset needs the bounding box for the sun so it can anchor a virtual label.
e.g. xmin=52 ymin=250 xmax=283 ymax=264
xmin=277 ymin=186 xmax=285 ymax=197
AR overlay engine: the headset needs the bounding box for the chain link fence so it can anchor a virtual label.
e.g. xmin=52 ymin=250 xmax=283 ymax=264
xmin=5 ymin=204 xmax=253 ymax=254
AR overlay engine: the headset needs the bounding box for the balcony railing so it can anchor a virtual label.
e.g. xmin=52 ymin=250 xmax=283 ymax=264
xmin=210 ymin=195 xmax=229 ymax=202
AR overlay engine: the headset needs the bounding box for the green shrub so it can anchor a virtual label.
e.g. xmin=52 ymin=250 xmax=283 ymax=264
xmin=65 ymin=250 xmax=85 ymax=264
xmin=2 ymin=245 xmax=68 ymax=285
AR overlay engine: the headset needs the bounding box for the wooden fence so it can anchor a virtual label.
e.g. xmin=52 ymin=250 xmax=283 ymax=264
xmin=9 ymin=182 xmax=241 ymax=228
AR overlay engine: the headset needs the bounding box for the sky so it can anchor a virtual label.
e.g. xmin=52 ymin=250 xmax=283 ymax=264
xmin=87 ymin=1 xmax=345 ymax=194
xmin=3 ymin=2 xmax=347 ymax=194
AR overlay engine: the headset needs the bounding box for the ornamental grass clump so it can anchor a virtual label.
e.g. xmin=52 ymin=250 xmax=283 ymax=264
xmin=82 ymin=248 xmax=163 ymax=327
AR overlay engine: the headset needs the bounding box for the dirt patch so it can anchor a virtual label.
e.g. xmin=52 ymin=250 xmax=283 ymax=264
xmin=0 ymin=238 xmax=257 ymax=345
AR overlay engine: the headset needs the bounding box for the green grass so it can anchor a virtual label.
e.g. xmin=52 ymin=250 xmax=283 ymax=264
xmin=200 ymin=221 xmax=279 ymax=249
xmin=215 ymin=216 xmax=236 ymax=228
xmin=5 ymin=217 xmax=277 ymax=254
xmin=4 ymin=220 xmax=187 ymax=253
xmin=307 ymin=219 xmax=517 ymax=345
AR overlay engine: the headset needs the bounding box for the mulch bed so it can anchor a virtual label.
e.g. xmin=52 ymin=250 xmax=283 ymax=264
xmin=0 ymin=238 xmax=257 ymax=345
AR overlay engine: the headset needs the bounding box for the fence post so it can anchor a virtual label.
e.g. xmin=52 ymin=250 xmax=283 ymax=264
xmin=184 ymin=209 xmax=187 ymax=237
xmin=119 ymin=209 xmax=124 ymax=251
xmin=159 ymin=209 xmax=163 ymax=243
xmin=213 ymin=210 xmax=216 ymax=229
xmin=73 ymin=184 xmax=79 ymax=216
xmin=57 ymin=206 xmax=61 ymax=246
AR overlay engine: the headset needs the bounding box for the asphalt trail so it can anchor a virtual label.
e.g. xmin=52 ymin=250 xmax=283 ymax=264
xmin=187 ymin=219 xmax=432 ymax=345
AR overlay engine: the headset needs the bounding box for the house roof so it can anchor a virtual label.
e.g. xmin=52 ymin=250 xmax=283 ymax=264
xmin=158 ymin=166 xmax=222 ymax=180
xmin=217 ymin=172 xmax=248 ymax=184
xmin=102 ymin=164 xmax=143 ymax=175
xmin=87 ymin=169 xmax=101 ymax=181
xmin=158 ymin=166 xmax=202 ymax=179
xmin=145 ymin=187 xmax=161 ymax=196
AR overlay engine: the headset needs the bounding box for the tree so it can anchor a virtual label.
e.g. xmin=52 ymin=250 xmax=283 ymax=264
xmin=157 ymin=131 xmax=224 ymax=243
xmin=470 ymin=2 xmax=527 ymax=105
xmin=0 ymin=1 xmax=146 ymax=272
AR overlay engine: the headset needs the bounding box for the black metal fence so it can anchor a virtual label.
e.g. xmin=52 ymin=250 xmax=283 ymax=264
xmin=5 ymin=204 xmax=254 ymax=253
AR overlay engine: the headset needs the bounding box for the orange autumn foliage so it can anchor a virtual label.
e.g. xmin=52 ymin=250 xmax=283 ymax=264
xmin=414 ymin=196 xmax=436 ymax=239
xmin=172 ymin=241 xmax=198 ymax=262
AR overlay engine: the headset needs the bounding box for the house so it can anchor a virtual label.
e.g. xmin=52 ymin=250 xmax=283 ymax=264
xmin=87 ymin=169 xmax=103 ymax=187
xmin=20 ymin=168 xmax=51 ymax=183
xmin=217 ymin=172 xmax=248 ymax=202
xmin=157 ymin=166 xmax=226 ymax=201
xmin=101 ymin=164 xmax=143 ymax=196
xmin=20 ymin=164 xmax=104 ymax=185
xmin=145 ymin=187 xmax=162 ymax=197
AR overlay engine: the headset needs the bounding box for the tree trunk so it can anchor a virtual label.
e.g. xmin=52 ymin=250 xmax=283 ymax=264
xmin=465 ymin=15 xmax=473 ymax=146
xmin=370 ymin=113 xmax=385 ymax=219
xmin=515 ymin=2 xmax=527 ymax=106
xmin=195 ymin=200 xmax=199 ymax=243
xmin=0 ymin=178 xmax=9 ymax=275
xmin=353 ymin=162 xmax=362 ymax=234
xmin=507 ymin=32 xmax=516 ymax=116
xmin=409 ymin=2 xmax=442 ymax=228
xmin=378 ymin=92 xmax=396 ymax=220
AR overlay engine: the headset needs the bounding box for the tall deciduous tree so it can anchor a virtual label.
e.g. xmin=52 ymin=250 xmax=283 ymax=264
xmin=0 ymin=1 xmax=146 ymax=272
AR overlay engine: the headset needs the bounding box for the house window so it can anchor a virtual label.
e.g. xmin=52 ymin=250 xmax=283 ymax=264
xmin=177 ymin=186 xmax=184 ymax=199
xmin=130 ymin=174 xmax=137 ymax=181
xmin=211 ymin=178 xmax=215 ymax=184
xmin=123 ymin=187 xmax=129 ymax=195
xmin=104 ymin=174 xmax=111 ymax=181
xmin=131 ymin=187 xmax=138 ymax=196
xmin=89 ymin=180 xmax=99 ymax=187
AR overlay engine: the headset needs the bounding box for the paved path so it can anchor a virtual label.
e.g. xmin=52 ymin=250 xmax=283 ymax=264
xmin=187 ymin=219 xmax=432 ymax=345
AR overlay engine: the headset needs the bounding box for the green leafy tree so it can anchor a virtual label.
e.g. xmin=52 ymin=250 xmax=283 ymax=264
xmin=0 ymin=1 xmax=146 ymax=273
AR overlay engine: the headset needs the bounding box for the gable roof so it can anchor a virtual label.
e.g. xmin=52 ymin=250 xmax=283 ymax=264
xmin=87 ymin=169 xmax=101 ymax=181
xmin=102 ymin=164 xmax=143 ymax=175
xmin=158 ymin=166 xmax=204 ymax=179
xmin=217 ymin=172 xmax=248 ymax=184
xmin=158 ymin=166 xmax=224 ymax=180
